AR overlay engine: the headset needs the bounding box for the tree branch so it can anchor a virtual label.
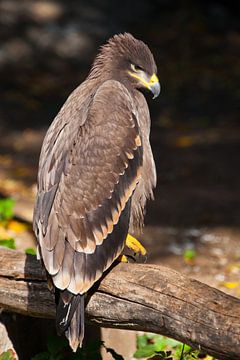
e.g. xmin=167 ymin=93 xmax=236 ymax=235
xmin=0 ymin=247 xmax=239 ymax=359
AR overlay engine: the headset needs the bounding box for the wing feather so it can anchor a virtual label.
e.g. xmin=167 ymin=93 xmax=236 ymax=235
xmin=52 ymin=242 xmax=74 ymax=289
xmin=34 ymin=80 xmax=143 ymax=294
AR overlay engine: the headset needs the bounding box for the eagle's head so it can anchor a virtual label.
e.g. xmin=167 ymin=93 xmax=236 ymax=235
xmin=90 ymin=33 xmax=160 ymax=99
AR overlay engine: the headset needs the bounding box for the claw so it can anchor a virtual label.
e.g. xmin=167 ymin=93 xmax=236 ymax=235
xmin=125 ymin=234 xmax=147 ymax=256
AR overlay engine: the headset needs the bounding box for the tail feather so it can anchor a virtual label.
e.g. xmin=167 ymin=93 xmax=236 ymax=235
xmin=55 ymin=290 xmax=85 ymax=351
xmin=66 ymin=295 xmax=85 ymax=351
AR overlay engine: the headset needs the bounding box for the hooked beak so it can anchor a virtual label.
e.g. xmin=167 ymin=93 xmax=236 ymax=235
xmin=128 ymin=71 xmax=161 ymax=99
xmin=149 ymin=74 xmax=161 ymax=99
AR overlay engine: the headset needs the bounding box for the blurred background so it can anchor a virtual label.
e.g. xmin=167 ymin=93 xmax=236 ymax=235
xmin=0 ymin=0 xmax=240 ymax=358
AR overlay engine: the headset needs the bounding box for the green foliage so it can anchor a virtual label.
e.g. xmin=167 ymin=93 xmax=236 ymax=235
xmin=183 ymin=249 xmax=196 ymax=262
xmin=134 ymin=334 xmax=177 ymax=359
xmin=32 ymin=334 xmax=215 ymax=360
xmin=0 ymin=197 xmax=34 ymax=254
xmin=0 ymin=350 xmax=15 ymax=360
xmin=134 ymin=334 xmax=205 ymax=360
xmin=175 ymin=344 xmax=199 ymax=360
xmin=0 ymin=198 xmax=16 ymax=250
xmin=147 ymin=352 xmax=172 ymax=359
xmin=0 ymin=238 xmax=16 ymax=249
xmin=0 ymin=198 xmax=15 ymax=221
xmin=25 ymin=247 xmax=37 ymax=255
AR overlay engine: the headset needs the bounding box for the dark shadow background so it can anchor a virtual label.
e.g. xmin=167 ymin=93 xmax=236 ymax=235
xmin=1 ymin=0 xmax=240 ymax=228
xmin=0 ymin=1 xmax=240 ymax=358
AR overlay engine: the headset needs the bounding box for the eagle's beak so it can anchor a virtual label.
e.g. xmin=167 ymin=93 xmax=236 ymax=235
xmin=149 ymin=74 xmax=161 ymax=99
xmin=128 ymin=71 xmax=161 ymax=99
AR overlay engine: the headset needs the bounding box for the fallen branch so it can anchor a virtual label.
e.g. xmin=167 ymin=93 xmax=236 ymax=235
xmin=0 ymin=247 xmax=239 ymax=359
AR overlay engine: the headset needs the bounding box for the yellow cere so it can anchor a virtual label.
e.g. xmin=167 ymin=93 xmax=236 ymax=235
xmin=149 ymin=73 xmax=159 ymax=84
xmin=128 ymin=71 xmax=159 ymax=90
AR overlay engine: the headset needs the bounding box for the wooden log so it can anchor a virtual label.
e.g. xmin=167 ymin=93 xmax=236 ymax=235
xmin=0 ymin=247 xmax=239 ymax=359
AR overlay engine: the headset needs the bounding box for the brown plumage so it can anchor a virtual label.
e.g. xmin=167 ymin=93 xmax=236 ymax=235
xmin=33 ymin=33 xmax=159 ymax=351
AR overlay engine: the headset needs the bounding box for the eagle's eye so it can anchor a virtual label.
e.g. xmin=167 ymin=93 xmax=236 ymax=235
xmin=131 ymin=64 xmax=143 ymax=72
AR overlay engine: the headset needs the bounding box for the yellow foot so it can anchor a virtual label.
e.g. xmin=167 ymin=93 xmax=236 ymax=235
xmin=125 ymin=234 xmax=147 ymax=256
xmin=118 ymin=254 xmax=129 ymax=263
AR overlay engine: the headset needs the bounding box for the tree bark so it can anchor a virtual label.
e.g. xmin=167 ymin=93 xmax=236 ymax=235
xmin=0 ymin=247 xmax=239 ymax=359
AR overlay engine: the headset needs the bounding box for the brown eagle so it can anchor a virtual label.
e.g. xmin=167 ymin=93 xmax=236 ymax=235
xmin=33 ymin=33 xmax=160 ymax=351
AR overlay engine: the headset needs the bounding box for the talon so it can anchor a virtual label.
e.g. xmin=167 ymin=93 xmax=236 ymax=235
xmin=125 ymin=233 xmax=147 ymax=256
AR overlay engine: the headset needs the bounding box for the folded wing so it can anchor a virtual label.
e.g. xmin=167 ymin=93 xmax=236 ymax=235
xmin=34 ymin=80 xmax=143 ymax=295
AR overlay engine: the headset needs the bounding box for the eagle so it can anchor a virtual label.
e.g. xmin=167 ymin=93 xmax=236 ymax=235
xmin=33 ymin=33 xmax=160 ymax=351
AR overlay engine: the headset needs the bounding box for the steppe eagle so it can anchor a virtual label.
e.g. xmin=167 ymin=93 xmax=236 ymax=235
xmin=33 ymin=33 xmax=160 ymax=351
